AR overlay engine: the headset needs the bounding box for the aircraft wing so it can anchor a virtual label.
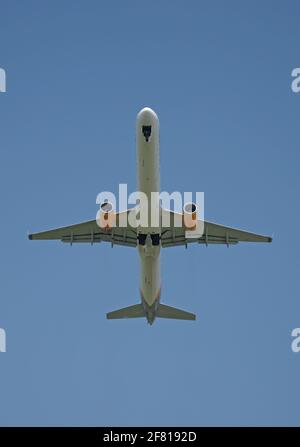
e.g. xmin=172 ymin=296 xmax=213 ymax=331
xmin=161 ymin=210 xmax=272 ymax=248
xmin=28 ymin=210 xmax=137 ymax=248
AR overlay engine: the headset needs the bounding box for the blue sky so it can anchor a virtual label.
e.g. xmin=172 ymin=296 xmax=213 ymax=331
xmin=0 ymin=0 xmax=300 ymax=426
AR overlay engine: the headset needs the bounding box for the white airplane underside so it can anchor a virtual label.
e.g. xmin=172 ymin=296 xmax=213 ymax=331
xmin=29 ymin=107 xmax=272 ymax=325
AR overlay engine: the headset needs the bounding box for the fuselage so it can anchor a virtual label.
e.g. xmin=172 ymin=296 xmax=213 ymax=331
xmin=136 ymin=107 xmax=161 ymax=324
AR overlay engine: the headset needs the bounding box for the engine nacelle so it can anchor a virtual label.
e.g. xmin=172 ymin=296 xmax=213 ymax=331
xmin=96 ymin=201 xmax=116 ymax=230
xmin=182 ymin=202 xmax=197 ymax=230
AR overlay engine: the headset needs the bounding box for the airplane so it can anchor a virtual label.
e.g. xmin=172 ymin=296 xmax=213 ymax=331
xmin=28 ymin=107 xmax=272 ymax=324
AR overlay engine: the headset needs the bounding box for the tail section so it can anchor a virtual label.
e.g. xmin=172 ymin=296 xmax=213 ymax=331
xmin=156 ymin=303 xmax=196 ymax=321
xmin=106 ymin=303 xmax=145 ymax=320
xmin=106 ymin=302 xmax=196 ymax=322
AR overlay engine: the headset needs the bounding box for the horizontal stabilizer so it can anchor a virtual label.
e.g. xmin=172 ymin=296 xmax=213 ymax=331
xmin=156 ymin=303 xmax=196 ymax=320
xmin=106 ymin=304 xmax=145 ymax=320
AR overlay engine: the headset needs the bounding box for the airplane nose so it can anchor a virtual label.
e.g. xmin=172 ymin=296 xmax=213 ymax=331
xmin=137 ymin=107 xmax=158 ymax=124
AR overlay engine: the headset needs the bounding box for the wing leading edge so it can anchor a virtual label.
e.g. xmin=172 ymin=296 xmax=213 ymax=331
xmin=28 ymin=211 xmax=137 ymax=248
xmin=161 ymin=210 xmax=272 ymax=248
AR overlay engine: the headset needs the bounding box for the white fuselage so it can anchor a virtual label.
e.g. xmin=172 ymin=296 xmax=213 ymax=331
xmin=136 ymin=108 xmax=161 ymax=322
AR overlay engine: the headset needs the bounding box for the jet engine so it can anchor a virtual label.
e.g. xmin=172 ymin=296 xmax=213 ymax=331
xmin=96 ymin=201 xmax=116 ymax=230
xmin=182 ymin=202 xmax=197 ymax=230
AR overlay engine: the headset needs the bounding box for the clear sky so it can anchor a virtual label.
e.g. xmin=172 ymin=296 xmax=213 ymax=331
xmin=0 ymin=0 xmax=300 ymax=426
